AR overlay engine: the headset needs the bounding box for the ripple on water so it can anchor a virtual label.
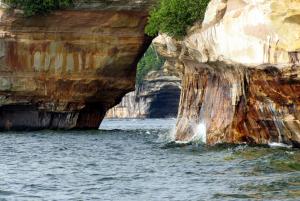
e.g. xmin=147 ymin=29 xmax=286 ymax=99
xmin=0 ymin=190 xmax=15 ymax=196
xmin=0 ymin=119 xmax=299 ymax=201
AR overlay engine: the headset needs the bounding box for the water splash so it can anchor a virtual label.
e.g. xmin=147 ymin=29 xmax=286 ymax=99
xmin=158 ymin=120 xmax=207 ymax=145
xmin=173 ymin=121 xmax=207 ymax=144
xmin=191 ymin=122 xmax=207 ymax=144
xmin=158 ymin=125 xmax=176 ymax=143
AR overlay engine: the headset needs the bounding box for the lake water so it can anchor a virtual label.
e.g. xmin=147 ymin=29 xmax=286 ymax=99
xmin=0 ymin=119 xmax=299 ymax=201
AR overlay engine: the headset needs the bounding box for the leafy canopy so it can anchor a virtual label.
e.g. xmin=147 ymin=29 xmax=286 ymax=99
xmin=136 ymin=45 xmax=165 ymax=85
xmin=145 ymin=0 xmax=210 ymax=38
xmin=3 ymin=0 xmax=73 ymax=16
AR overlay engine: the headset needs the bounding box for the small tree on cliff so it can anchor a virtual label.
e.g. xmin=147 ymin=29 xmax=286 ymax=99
xmin=3 ymin=0 xmax=73 ymax=16
xmin=145 ymin=0 xmax=210 ymax=38
xmin=136 ymin=45 xmax=165 ymax=85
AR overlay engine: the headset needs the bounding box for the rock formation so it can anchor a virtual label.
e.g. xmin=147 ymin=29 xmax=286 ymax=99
xmin=154 ymin=0 xmax=300 ymax=147
xmin=0 ymin=0 xmax=154 ymax=130
xmin=105 ymin=62 xmax=181 ymax=118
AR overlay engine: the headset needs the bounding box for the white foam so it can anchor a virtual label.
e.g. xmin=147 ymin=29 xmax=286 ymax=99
xmin=193 ymin=122 xmax=207 ymax=144
xmin=268 ymin=142 xmax=292 ymax=148
xmin=174 ymin=140 xmax=191 ymax=144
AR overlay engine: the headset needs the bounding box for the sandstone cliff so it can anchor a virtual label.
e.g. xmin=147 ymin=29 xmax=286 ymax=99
xmin=105 ymin=62 xmax=181 ymax=118
xmin=154 ymin=0 xmax=300 ymax=147
xmin=0 ymin=0 xmax=154 ymax=130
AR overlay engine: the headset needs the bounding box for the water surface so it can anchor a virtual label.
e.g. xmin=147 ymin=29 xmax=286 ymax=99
xmin=0 ymin=119 xmax=299 ymax=200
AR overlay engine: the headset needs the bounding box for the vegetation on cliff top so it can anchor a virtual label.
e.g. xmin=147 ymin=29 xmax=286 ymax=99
xmin=136 ymin=45 xmax=165 ymax=85
xmin=3 ymin=0 xmax=73 ymax=16
xmin=145 ymin=0 xmax=210 ymax=38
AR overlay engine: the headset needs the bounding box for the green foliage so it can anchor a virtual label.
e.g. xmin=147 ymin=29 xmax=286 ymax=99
xmin=136 ymin=45 xmax=165 ymax=85
xmin=145 ymin=0 xmax=210 ymax=38
xmin=3 ymin=0 xmax=73 ymax=16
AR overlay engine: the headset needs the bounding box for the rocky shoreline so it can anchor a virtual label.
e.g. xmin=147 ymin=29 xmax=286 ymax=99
xmin=153 ymin=0 xmax=300 ymax=147
xmin=0 ymin=0 xmax=154 ymax=130
xmin=106 ymin=68 xmax=181 ymax=119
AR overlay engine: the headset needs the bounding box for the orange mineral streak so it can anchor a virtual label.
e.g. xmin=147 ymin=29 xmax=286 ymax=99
xmin=0 ymin=9 xmax=152 ymax=130
xmin=175 ymin=62 xmax=300 ymax=147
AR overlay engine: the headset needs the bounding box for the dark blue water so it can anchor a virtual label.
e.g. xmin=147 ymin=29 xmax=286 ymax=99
xmin=0 ymin=119 xmax=299 ymax=201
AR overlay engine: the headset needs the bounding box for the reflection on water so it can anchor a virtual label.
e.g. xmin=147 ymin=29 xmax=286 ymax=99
xmin=0 ymin=119 xmax=298 ymax=200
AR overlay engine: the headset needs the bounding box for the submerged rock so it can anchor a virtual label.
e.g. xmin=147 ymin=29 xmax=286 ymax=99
xmin=154 ymin=0 xmax=300 ymax=147
xmin=0 ymin=0 xmax=154 ymax=130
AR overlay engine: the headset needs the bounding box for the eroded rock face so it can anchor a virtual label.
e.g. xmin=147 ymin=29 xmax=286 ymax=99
xmin=155 ymin=0 xmax=300 ymax=147
xmin=0 ymin=1 xmax=154 ymax=130
xmin=176 ymin=62 xmax=300 ymax=147
xmin=186 ymin=0 xmax=300 ymax=65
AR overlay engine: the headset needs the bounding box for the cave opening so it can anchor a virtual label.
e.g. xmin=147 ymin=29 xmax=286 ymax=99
xmin=148 ymin=85 xmax=181 ymax=118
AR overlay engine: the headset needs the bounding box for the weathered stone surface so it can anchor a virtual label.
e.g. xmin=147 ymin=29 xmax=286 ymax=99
xmin=0 ymin=1 xmax=154 ymax=130
xmin=186 ymin=0 xmax=300 ymax=65
xmin=155 ymin=0 xmax=300 ymax=147
xmin=153 ymin=34 xmax=184 ymax=78
xmin=175 ymin=62 xmax=300 ymax=147
xmin=105 ymin=64 xmax=181 ymax=118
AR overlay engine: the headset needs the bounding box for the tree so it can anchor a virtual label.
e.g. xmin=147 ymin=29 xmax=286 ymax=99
xmin=145 ymin=0 xmax=210 ymax=38
xmin=3 ymin=0 xmax=73 ymax=16
xmin=136 ymin=45 xmax=165 ymax=85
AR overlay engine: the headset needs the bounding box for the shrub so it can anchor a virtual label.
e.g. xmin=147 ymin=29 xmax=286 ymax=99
xmin=3 ymin=0 xmax=73 ymax=16
xmin=136 ymin=45 xmax=165 ymax=85
xmin=145 ymin=0 xmax=210 ymax=38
